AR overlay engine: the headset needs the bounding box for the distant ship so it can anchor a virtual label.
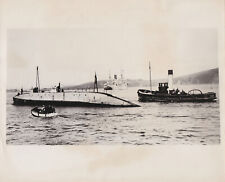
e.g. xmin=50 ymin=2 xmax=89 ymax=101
xmin=137 ymin=63 xmax=217 ymax=102
xmin=13 ymin=67 xmax=140 ymax=107
xmin=104 ymin=73 xmax=128 ymax=90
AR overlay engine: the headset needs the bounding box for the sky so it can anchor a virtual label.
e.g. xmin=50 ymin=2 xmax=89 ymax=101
xmin=5 ymin=0 xmax=223 ymax=89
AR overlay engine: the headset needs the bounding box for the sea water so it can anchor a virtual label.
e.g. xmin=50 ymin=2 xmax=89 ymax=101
xmin=6 ymin=84 xmax=220 ymax=145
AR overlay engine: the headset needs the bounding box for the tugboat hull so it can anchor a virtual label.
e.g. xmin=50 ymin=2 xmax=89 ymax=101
xmin=137 ymin=89 xmax=217 ymax=103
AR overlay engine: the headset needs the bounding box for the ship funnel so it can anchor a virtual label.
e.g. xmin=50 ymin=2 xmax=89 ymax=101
xmin=168 ymin=70 xmax=173 ymax=90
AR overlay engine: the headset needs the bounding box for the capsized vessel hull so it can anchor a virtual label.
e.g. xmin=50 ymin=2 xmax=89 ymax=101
xmin=13 ymin=91 xmax=140 ymax=107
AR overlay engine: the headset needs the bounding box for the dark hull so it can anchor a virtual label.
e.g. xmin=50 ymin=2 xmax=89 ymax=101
xmin=13 ymin=97 xmax=139 ymax=107
xmin=137 ymin=89 xmax=217 ymax=103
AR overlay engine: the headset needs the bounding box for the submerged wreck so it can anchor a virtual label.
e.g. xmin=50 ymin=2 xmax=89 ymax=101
xmin=13 ymin=67 xmax=140 ymax=107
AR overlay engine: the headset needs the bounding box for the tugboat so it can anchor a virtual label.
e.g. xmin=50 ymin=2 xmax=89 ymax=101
xmin=13 ymin=67 xmax=140 ymax=107
xmin=137 ymin=63 xmax=217 ymax=103
xmin=31 ymin=105 xmax=57 ymax=118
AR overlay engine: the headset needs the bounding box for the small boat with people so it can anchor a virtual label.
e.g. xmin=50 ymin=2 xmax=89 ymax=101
xmin=137 ymin=62 xmax=217 ymax=103
xmin=31 ymin=105 xmax=57 ymax=118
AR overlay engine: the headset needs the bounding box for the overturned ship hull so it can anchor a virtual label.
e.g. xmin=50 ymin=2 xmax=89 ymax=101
xmin=13 ymin=91 xmax=140 ymax=107
xmin=137 ymin=89 xmax=217 ymax=103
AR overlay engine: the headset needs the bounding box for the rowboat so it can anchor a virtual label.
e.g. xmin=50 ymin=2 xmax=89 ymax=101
xmin=31 ymin=105 xmax=57 ymax=118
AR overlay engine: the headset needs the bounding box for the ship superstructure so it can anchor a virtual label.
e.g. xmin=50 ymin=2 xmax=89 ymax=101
xmin=104 ymin=72 xmax=128 ymax=90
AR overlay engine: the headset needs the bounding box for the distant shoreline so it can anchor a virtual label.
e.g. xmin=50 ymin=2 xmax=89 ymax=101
xmin=7 ymin=83 xmax=219 ymax=92
xmin=7 ymin=68 xmax=219 ymax=91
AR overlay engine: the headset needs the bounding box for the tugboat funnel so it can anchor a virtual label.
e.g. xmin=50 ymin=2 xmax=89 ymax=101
xmin=168 ymin=70 xmax=173 ymax=90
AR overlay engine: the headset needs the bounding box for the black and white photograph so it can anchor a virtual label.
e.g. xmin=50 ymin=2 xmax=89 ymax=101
xmin=6 ymin=11 xmax=220 ymax=145
xmin=1 ymin=0 xmax=224 ymax=181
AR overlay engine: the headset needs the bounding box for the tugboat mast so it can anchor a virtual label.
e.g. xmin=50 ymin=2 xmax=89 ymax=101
xmin=149 ymin=61 xmax=152 ymax=91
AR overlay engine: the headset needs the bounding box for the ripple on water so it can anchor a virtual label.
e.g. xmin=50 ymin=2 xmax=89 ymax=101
xmin=177 ymin=129 xmax=201 ymax=133
xmin=160 ymin=115 xmax=189 ymax=118
xmin=75 ymin=123 xmax=89 ymax=127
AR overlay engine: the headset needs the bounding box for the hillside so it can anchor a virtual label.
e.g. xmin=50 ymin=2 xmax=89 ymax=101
xmin=64 ymin=68 xmax=219 ymax=90
xmin=173 ymin=68 xmax=219 ymax=84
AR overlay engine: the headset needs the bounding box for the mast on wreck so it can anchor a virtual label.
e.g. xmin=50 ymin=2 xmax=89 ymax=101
xmin=33 ymin=66 xmax=40 ymax=93
xmin=149 ymin=61 xmax=152 ymax=91
xmin=94 ymin=72 xmax=98 ymax=92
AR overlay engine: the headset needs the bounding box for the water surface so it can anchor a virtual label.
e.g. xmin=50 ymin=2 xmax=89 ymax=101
xmin=7 ymin=85 xmax=220 ymax=145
